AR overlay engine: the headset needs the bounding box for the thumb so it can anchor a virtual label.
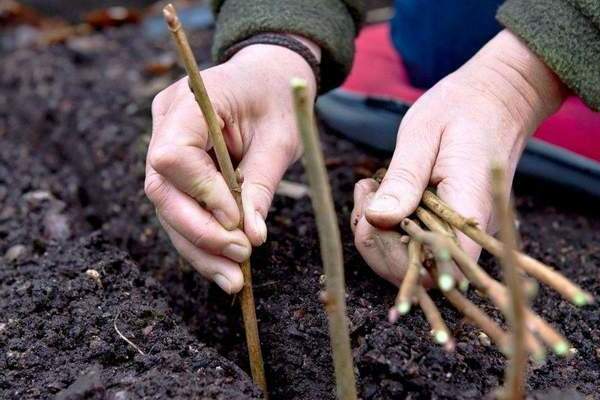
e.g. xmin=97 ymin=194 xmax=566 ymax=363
xmin=366 ymin=120 xmax=441 ymax=228
xmin=238 ymin=131 xmax=297 ymax=246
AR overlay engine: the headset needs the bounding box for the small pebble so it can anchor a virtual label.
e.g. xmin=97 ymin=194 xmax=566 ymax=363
xmin=319 ymin=274 xmax=327 ymax=285
xmin=569 ymin=347 xmax=578 ymax=356
xmin=478 ymin=332 xmax=491 ymax=347
xmin=85 ymin=269 xmax=102 ymax=287
xmin=44 ymin=212 xmax=71 ymax=241
xmin=5 ymin=244 xmax=27 ymax=262
xmin=112 ymin=391 xmax=129 ymax=400
xmin=23 ymin=190 xmax=52 ymax=204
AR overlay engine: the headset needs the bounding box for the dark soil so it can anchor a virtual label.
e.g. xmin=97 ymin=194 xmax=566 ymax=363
xmin=1 ymin=13 xmax=599 ymax=400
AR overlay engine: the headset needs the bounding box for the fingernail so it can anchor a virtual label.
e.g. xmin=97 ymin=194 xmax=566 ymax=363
xmin=213 ymin=274 xmax=231 ymax=294
xmin=254 ymin=211 xmax=267 ymax=244
xmin=223 ymin=243 xmax=251 ymax=263
xmin=367 ymin=194 xmax=400 ymax=214
xmin=213 ymin=209 xmax=236 ymax=230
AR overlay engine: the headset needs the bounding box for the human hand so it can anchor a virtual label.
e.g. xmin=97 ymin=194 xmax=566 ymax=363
xmin=352 ymin=30 xmax=566 ymax=287
xmin=146 ymin=39 xmax=319 ymax=293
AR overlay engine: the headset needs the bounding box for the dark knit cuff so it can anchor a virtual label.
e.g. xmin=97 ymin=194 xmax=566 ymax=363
xmin=497 ymin=0 xmax=600 ymax=110
xmin=211 ymin=0 xmax=359 ymax=93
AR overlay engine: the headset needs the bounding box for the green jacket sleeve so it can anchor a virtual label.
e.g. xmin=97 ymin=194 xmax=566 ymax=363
xmin=497 ymin=0 xmax=600 ymax=110
xmin=210 ymin=0 xmax=365 ymax=93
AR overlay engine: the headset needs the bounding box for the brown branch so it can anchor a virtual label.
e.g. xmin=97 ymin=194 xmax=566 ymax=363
xmin=416 ymin=207 xmax=469 ymax=291
xmin=402 ymin=219 xmax=553 ymax=359
xmin=436 ymin=282 xmax=511 ymax=353
xmin=421 ymin=190 xmax=593 ymax=306
xmin=491 ymin=164 xmax=527 ymax=399
xmin=399 ymin=220 xmax=455 ymax=291
xmin=162 ymin=4 xmax=267 ymax=395
xmin=389 ymin=239 xmax=422 ymax=322
xmin=292 ymin=78 xmax=357 ymax=400
xmin=417 ymin=287 xmax=455 ymax=351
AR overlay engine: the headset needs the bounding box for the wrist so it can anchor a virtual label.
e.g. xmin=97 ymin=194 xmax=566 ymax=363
xmin=471 ymin=30 xmax=567 ymax=126
xmin=226 ymin=35 xmax=320 ymax=97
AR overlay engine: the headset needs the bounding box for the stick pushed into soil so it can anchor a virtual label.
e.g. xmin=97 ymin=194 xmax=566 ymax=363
xmin=491 ymin=164 xmax=527 ymax=399
xmin=162 ymin=4 xmax=267 ymax=395
xmin=291 ymin=78 xmax=357 ymax=400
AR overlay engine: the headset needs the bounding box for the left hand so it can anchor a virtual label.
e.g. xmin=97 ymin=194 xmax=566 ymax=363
xmin=351 ymin=30 xmax=566 ymax=287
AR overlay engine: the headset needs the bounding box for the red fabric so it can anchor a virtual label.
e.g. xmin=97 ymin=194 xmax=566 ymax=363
xmin=342 ymin=24 xmax=600 ymax=162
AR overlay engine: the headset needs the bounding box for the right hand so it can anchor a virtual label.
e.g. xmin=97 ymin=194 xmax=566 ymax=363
xmin=145 ymin=41 xmax=318 ymax=294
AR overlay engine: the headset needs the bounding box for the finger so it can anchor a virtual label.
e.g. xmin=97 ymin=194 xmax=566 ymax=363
xmin=149 ymin=144 xmax=240 ymax=229
xmin=151 ymin=79 xmax=180 ymax=129
xmin=354 ymin=191 xmax=409 ymax=287
xmin=366 ymin=113 xmax=442 ymax=228
xmin=238 ymin=123 xmax=298 ymax=246
xmin=145 ymin=174 xmax=251 ymax=263
xmin=435 ymin=175 xmax=493 ymax=262
xmin=158 ymin=215 xmax=244 ymax=294
xmin=151 ymin=77 xmax=214 ymax=151
xmin=351 ymin=178 xmax=379 ymax=234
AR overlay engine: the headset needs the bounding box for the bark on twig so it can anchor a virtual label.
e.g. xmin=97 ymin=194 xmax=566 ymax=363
xmin=402 ymin=219 xmax=550 ymax=359
xmin=491 ymin=164 xmax=527 ymax=400
xmin=416 ymin=207 xmax=469 ymax=291
xmin=421 ymin=190 xmax=593 ymax=306
xmin=291 ymin=78 xmax=357 ymax=400
xmin=398 ymin=220 xmax=455 ymax=291
xmin=443 ymin=288 xmax=511 ymax=353
xmin=389 ymin=239 xmax=422 ymax=321
xmin=163 ymin=4 xmax=267 ymax=395
xmin=417 ymin=287 xmax=455 ymax=351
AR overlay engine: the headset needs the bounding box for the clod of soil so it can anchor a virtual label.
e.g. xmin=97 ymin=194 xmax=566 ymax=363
xmin=1 ymin=18 xmax=599 ymax=400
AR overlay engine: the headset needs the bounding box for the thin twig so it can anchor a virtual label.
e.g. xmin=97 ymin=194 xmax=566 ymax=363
xmin=402 ymin=219 xmax=551 ymax=359
xmin=415 ymin=207 xmax=468 ymax=291
xmin=162 ymin=4 xmax=267 ymax=394
xmin=389 ymin=239 xmax=422 ymax=321
xmin=114 ymin=311 xmax=145 ymax=356
xmin=417 ymin=287 xmax=455 ymax=351
xmin=491 ymin=164 xmax=527 ymax=399
xmin=439 ymin=284 xmax=510 ymax=353
xmin=399 ymin=220 xmax=455 ymax=291
xmin=421 ymin=190 xmax=593 ymax=306
xmin=292 ymin=78 xmax=357 ymax=400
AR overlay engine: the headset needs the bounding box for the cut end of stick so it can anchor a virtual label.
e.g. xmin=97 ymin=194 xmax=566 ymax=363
xmin=438 ymin=274 xmax=455 ymax=292
xmin=459 ymin=279 xmax=470 ymax=293
xmin=388 ymin=307 xmax=399 ymax=323
xmin=388 ymin=301 xmax=410 ymax=323
xmin=573 ymin=291 xmax=593 ymax=306
xmin=290 ymin=77 xmax=308 ymax=90
xmin=397 ymin=301 xmax=411 ymax=315
xmin=553 ymin=341 xmax=570 ymax=357
xmin=162 ymin=4 xmax=180 ymax=30
xmin=433 ymin=329 xmax=450 ymax=345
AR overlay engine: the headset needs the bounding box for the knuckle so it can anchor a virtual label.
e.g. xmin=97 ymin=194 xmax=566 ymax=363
xmin=247 ymin=180 xmax=274 ymax=214
xmin=152 ymin=89 xmax=171 ymax=117
xmin=190 ymin=226 xmax=209 ymax=249
xmin=383 ymin=167 xmax=422 ymax=199
xmin=190 ymin=174 xmax=217 ymax=201
xmin=149 ymin=145 xmax=178 ymax=174
xmin=144 ymin=174 xmax=169 ymax=207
